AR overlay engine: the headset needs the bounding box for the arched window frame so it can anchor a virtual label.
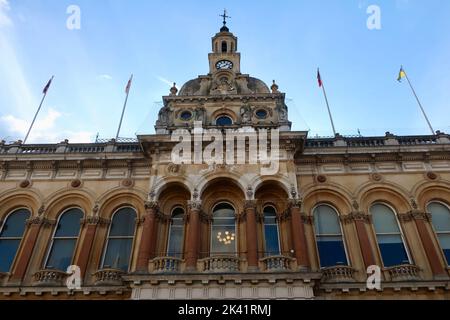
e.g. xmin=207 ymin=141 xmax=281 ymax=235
xmin=101 ymin=206 xmax=137 ymax=272
xmin=262 ymin=205 xmax=281 ymax=257
xmin=370 ymin=202 xmax=412 ymax=267
xmin=210 ymin=202 xmax=237 ymax=256
xmin=426 ymin=200 xmax=450 ymax=266
xmin=215 ymin=115 xmax=233 ymax=126
xmin=221 ymin=41 xmax=228 ymax=53
xmin=43 ymin=207 xmax=84 ymax=271
xmin=312 ymin=204 xmax=350 ymax=268
xmin=0 ymin=208 xmax=31 ymax=273
xmin=167 ymin=206 xmax=186 ymax=258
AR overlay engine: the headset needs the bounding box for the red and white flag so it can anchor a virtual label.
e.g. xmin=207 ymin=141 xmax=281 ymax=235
xmin=317 ymin=69 xmax=323 ymax=88
xmin=125 ymin=74 xmax=133 ymax=94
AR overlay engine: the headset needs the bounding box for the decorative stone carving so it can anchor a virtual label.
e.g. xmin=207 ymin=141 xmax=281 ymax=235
xmin=288 ymin=198 xmax=303 ymax=209
xmin=167 ymin=163 xmax=181 ymax=176
xmin=151 ymin=257 xmax=182 ymax=273
xmin=145 ymin=201 xmax=159 ymax=211
xmin=371 ymin=173 xmax=383 ymax=182
xmin=38 ymin=205 xmax=45 ymax=216
xmin=260 ymin=256 xmax=295 ymax=272
xmin=426 ymin=171 xmax=438 ymax=180
xmin=340 ymin=212 xmax=371 ymax=224
xmin=19 ymin=180 xmax=31 ymax=188
xmin=271 ymin=80 xmax=280 ymax=94
xmin=81 ymin=216 xmax=110 ymax=226
xmin=321 ymin=266 xmax=357 ymax=283
xmin=386 ymin=264 xmax=421 ymax=281
xmin=276 ymin=101 xmax=288 ymax=122
xmin=210 ymin=77 xmax=237 ymax=95
xmin=121 ymin=178 xmax=134 ymax=188
xmin=199 ymin=256 xmax=241 ymax=273
xmin=193 ymin=104 xmax=206 ymax=123
xmin=71 ymin=179 xmax=82 ymax=188
xmin=240 ymin=104 xmax=252 ymax=124
xmin=33 ymin=269 xmax=69 ymax=287
xmin=316 ymin=175 xmax=327 ymax=183
xmin=244 ymin=200 xmax=257 ymax=210
xmin=192 ymin=188 xmax=199 ymax=200
xmin=188 ymin=200 xmax=202 ymax=211
xmin=26 ymin=216 xmax=55 ymax=227
xmin=290 ymin=186 xmax=298 ymax=199
xmin=156 ymin=104 xmax=173 ymax=126
xmin=246 ymin=186 xmax=254 ymax=199
xmin=93 ymin=269 xmax=125 ymax=286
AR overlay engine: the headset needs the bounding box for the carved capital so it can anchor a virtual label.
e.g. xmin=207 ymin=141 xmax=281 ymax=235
xmin=156 ymin=212 xmax=172 ymax=224
xmin=81 ymin=216 xmax=110 ymax=226
xmin=301 ymin=213 xmax=314 ymax=225
xmin=288 ymin=198 xmax=303 ymax=209
xmin=144 ymin=201 xmax=159 ymax=211
xmin=26 ymin=217 xmax=56 ymax=227
xmin=409 ymin=210 xmax=432 ymax=222
xmin=188 ymin=200 xmax=202 ymax=212
xmin=278 ymin=209 xmax=291 ymax=222
xmin=340 ymin=212 xmax=372 ymax=224
xmin=397 ymin=213 xmax=414 ymax=222
xmin=244 ymin=200 xmax=257 ymax=210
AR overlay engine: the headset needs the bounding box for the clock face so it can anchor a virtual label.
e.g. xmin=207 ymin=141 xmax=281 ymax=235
xmin=216 ymin=60 xmax=233 ymax=70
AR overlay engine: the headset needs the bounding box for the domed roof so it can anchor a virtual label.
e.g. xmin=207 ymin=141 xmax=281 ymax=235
xmin=178 ymin=76 xmax=270 ymax=96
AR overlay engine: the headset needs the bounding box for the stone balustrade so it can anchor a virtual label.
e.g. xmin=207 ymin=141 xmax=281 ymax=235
xmin=259 ymin=256 xmax=295 ymax=272
xmin=321 ymin=266 xmax=357 ymax=283
xmin=150 ymin=257 xmax=183 ymax=273
xmin=93 ymin=269 xmax=125 ymax=286
xmin=198 ymin=255 xmax=241 ymax=273
xmin=33 ymin=269 xmax=68 ymax=287
xmin=385 ymin=264 xmax=421 ymax=281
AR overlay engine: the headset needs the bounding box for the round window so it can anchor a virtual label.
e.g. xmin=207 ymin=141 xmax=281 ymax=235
xmin=216 ymin=116 xmax=233 ymax=126
xmin=180 ymin=111 xmax=192 ymax=121
xmin=255 ymin=109 xmax=268 ymax=119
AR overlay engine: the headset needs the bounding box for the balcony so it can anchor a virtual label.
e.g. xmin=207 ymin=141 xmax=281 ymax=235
xmin=93 ymin=268 xmax=125 ymax=286
xmin=321 ymin=266 xmax=357 ymax=283
xmin=259 ymin=256 xmax=296 ymax=272
xmin=150 ymin=257 xmax=183 ymax=273
xmin=385 ymin=264 xmax=421 ymax=281
xmin=198 ymin=255 xmax=241 ymax=273
xmin=33 ymin=269 xmax=68 ymax=287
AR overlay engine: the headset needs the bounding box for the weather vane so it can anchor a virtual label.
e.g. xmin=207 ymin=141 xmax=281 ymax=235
xmin=220 ymin=9 xmax=231 ymax=26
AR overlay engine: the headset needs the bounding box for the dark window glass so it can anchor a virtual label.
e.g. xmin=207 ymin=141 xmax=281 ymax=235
xmin=314 ymin=205 xmax=348 ymax=268
xmin=427 ymin=202 xmax=450 ymax=265
xmin=256 ymin=110 xmax=268 ymax=119
xmin=180 ymin=111 xmax=192 ymax=121
xmin=45 ymin=208 xmax=83 ymax=271
xmin=371 ymin=204 xmax=409 ymax=267
xmin=216 ymin=116 xmax=233 ymax=126
xmin=222 ymin=41 xmax=228 ymax=53
xmin=263 ymin=206 xmax=280 ymax=256
xmin=211 ymin=203 xmax=236 ymax=255
xmin=103 ymin=208 xmax=136 ymax=271
xmin=167 ymin=208 xmax=185 ymax=258
xmin=0 ymin=209 xmax=30 ymax=273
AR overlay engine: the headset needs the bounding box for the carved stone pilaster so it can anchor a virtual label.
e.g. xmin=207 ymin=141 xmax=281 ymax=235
xmin=288 ymin=198 xmax=303 ymax=209
xmin=340 ymin=212 xmax=372 ymax=224
xmin=144 ymin=201 xmax=159 ymax=211
xmin=26 ymin=217 xmax=56 ymax=227
xmin=409 ymin=210 xmax=432 ymax=222
xmin=81 ymin=216 xmax=110 ymax=226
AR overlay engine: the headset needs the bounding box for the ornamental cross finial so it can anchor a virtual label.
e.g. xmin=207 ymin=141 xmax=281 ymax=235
xmin=220 ymin=9 xmax=231 ymax=26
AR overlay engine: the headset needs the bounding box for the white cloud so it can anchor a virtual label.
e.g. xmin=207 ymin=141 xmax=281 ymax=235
xmin=156 ymin=75 xmax=174 ymax=87
xmin=0 ymin=108 xmax=94 ymax=143
xmin=98 ymin=74 xmax=113 ymax=80
xmin=0 ymin=0 xmax=12 ymax=27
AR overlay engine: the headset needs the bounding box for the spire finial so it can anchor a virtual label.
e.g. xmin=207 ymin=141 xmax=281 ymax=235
xmin=219 ymin=9 xmax=231 ymax=32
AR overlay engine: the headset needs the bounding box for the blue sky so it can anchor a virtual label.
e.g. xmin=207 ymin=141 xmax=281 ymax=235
xmin=0 ymin=0 xmax=449 ymax=143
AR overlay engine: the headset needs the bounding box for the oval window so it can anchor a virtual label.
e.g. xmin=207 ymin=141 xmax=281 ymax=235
xmin=216 ymin=116 xmax=233 ymax=126
xmin=180 ymin=111 xmax=192 ymax=121
xmin=256 ymin=109 xmax=268 ymax=119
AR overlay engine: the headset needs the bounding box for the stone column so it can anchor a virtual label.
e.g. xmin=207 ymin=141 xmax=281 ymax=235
xmin=244 ymin=201 xmax=259 ymax=271
xmin=11 ymin=214 xmax=49 ymax=282
xmin=343 ymin=211 xmax=376 ymax=268
xmin=411 ymin=210 xmax=447 ymax=277
xmin=135 ymin=201 xmax=158 ymax=272
xmin=76 ymin=211 xmax=107 ymax=277
xmin=289 ymin=199 xmax=310 ymax=270
xmin=185 ymin=201 xmax=202 ymax=271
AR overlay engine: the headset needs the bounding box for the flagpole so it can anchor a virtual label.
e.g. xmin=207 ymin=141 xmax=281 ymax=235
xmin=115 ymin=75 xmax=133 ymax=141
xmin=318 ymin=69 xmax=337 ymax=136
xmin=23 ymin=76 xmax=54 ymax=145
xmin=403 ymin=71 xmax=435 ymax=135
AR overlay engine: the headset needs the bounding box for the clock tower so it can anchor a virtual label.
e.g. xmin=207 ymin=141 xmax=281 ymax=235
xmin=208 ymin=11 xmax=241 ymax=75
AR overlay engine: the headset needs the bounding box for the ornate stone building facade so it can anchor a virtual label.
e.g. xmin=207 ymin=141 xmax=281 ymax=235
xmin=0 ymin=23 xmax=450 ymax=300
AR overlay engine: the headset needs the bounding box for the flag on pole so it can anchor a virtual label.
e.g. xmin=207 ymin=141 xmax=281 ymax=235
xmin=125 ymin=74 xmax=133 ymax=94
xmin=317 ymin=69 xmax=323 ymax=87
xmin=42 ymin=76 xmax=54 ymax=94
xmin=397 ymin=67 xmax=406 ymax=82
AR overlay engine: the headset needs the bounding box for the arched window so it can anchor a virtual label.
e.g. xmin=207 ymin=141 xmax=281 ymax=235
xmin=427 ymin=202 xmax=450 ymax=265
xmin=370 ymin=203 xmax=410 ymax=267
xmin=216 ymin=115 xmax=233 ymax=126
xmin=221 ymin=41 xmax=228 ymax=53
xmin=167 ymin=207 xmax=185 ymax=258
xmin=263 ymin=206 xmax=281 ymax=256
xmin=0 ymin=209 xmax=30 ymax=273
xmin=211 ymin=203 xmax=236 ymax=255
xmin=313 ymin=205 xmax=348 ymax=268
xmin=45 ymin=208 xmax=83 ymax=271
xmin=102 ymin=207 xmax=136 ymax=271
